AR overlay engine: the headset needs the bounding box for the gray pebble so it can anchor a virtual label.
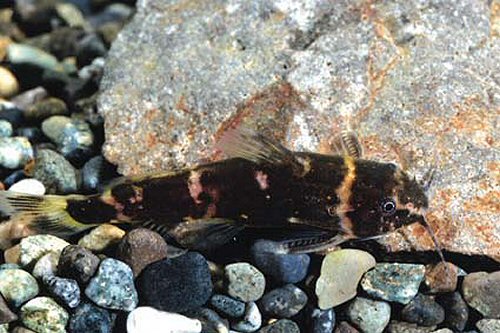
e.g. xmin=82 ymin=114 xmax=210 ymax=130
xmin=57 ymin=245 xmax=100 ymax=285
xmin=225 ymin=263 xmax=266 ymax=302
xmin=386 ymin=321 xmax=437 ymax=333
xmin=210 ymin=294 xmax=245 ymax=319
xmin=311 ymin=307 xmax=335 ymax=333
xmin=0 ymin=120 xmax=13 ymax=137
xmin=438 ymin=292 xmax=468 ymax=331
xmin=44 ymin=276 xmax=80 ymax=308
xmin=32 ymin=252 xmax=59 ymax=280
xmin=24 ymin=98 xmax=68 ymax=121
xmin=32 ymin=149 xmax=78 ymax=194
xmin=476 ymin=319 xmax=500 ymax=333
xmin=401 ymin=294 xmax=445 ymax=326
xmin=462 ymin=271 xmax=500 ymax=318
xmin=347 ymin=297 xmax=391 ymax=333
xmin=0 ymin=137 xmax=33 ymax=169
xmin=258 ymin=319 xmax=300 ymax=333
xmin=259 ymin=284 xmax=307 ymax=318
xmin=0 ymin=268 xmax=39 ymax=307
xmin=232 ymin=302 xmax=262 ymax=333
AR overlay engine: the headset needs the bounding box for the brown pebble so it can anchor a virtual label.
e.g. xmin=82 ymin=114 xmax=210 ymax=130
xmin=116 ymin=228 xmax=169 ymax=277
xmin=335 ymin=321 xmax=360 ymax=333
xmin=0 ymin=293 xmax=17 ymax=324
xmin=3 ymin=244 xmax=20 ymax=264
xmin=462 ymin=271 xmax=500 ymax=318
xmin=424 ymin=262 xmax=458 ymax=293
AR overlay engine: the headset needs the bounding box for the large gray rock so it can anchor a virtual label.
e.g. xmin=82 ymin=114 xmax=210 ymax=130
xmin=99 ymin=0 xmax=500 ymax=259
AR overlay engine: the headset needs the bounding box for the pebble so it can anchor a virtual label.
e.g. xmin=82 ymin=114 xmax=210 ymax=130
xmin=127 ymin=307 xmax=202 ymax=333
xmin=41 ymin=115 xmax=94 ymax=162
xmin=116 ymin=228 xmax=168 ymax=277
xmin=0 ymin=324 xmax=7 ymax=333
xmin=0 ymin=293 xmax=17 ymax=324
xmin=32 ymin=149 xmax=78 ymax=194
xmin=55 ymin=3 xmax=87 ymax=28
xmin=45 ymin=276 xmax=80 ymax=308
xmin=137 ymin=252 xmax=213 ymax=313
xmin=0 ymin=66 xmax=19 ymax=98
xmin=0 ymin=101 xmax=23 ymax=127
xmin=386 ymin=321 xmax=437 ymax=333
xmin=0 ymin=263 xmax=20 ymax=270
xmin=259 ymin=284 xmax=307 ymax=318
xmin=68 ymin=302 xmax=113 ymax=333
xmin=3 ymin=244 xmax=21 ymax=264
xmin=58 ymin=245 xmax=100 ymax=285
xmin=0 ymin=137 xmax=33 ymax=169
xmin=462 ymin=271 xmax=500 ymax=318
xmin=258 ymin=319 xmax=300 ymax=333
xmin=424 ymin=262 xmax=458 ymax=293
xmin=437 ymin=292 xmax=469 ymax=331
xmin=19 ymin=234 xmax=70 ymax=267
xmin=361 ymin=263 xmax=426 ymax=304
xmin=9 ymin=179 xmax=45 ymax=195
xmin=251 ymin=239 xmax=310 ymax=284
xmin=20 ymin=297 xmax=69 ymax=333
xmin=0 ymin=120 xmax=13 ymax=137
xmin=76 ymin=33 xmax=107 ymax=67
xmin=430 ymin=329 xmax=453 ymax=333
xmin=476 ymin=319 xmax=500 ymax=333
xmin=0 ymin=268 xmax=39 ymax=307
xmin=347 ymin=297 xmax=391 ymax=333
xmin=210 ymin=294 xmax=246 ymax=319
xmin=9 ymin=326 xmax=35 ymax=333
xmin=335 ymin=321 xmax=360 ymax=333
xmin=316 ymin=249 xmax=376 ymax=309
xmin=78 ymin=224 xmax=125 ymax=252
xmin=192 ymin=308 xmax=229 ymax=333
xmin=225 ymin=262 xmax=266 ymax=302
xmin=310 ymin=307 xmax=335 ymax=333
xmin=85 ymin=258 xmax=138 ymax=311
xmin=24 ymin=97 xmax=68 ymax=121
xmin=7 ymin=43 xmax=61 ymax=72
xmin=232 ymin=302 xmax=262 ymax=333
xmin=15 ymin=127 xmax=44 ymax=144
xmin=88 ymin=3 xmax=133 ymax=27
xmin=32 ymin=252 xmax=59 ymax=280
xmin=401 ymin=294 xmax=445 ymax=326
xmin=81 ymin=155 xmax=117 ymax=193
xmin=11 ymin=86 xmax=48 ymax=110
xmin=3 ymin=170 xmax=26 ymax=188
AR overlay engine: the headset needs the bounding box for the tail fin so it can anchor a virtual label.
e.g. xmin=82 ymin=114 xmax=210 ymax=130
xmin=0 ymin=192 xmax=97 ymax=249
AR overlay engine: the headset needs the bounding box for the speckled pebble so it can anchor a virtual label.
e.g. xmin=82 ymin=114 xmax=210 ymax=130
xmin=0 ymin=120 xmax=12 ymax=137
xmin=401 ymin=294 xmax=444 ymax=326
xmin=347 ymin=297 xmax=391 ymax=333
xmin=78 ymin=224 xmax=125 ymax=252
xmin=0 ymin=137 xmax=33 ymax=169
xmin=310 ymin=307 xmax=335 ymax=333
xmin=0 ymin=268 xmax=39 ymax=307
xmin=127 ymin=307 xmax=202 ymax=333
xmin=20 ymin=297 xmax=69 ymax=333
xmin=259 ymin=284 xmax=307 ymax=318
xmin=476 ymin=319 xmax=500 ymax=333
xmin=58 ymin=245 xmax=100 ymax=285
xmin=32 ymin=252 xmax=59 ymax=280
xmin=462 ymin=271 xmax=500 ymax=318
xmin=386 ymin=321 xmax=437 ymax=333
xmin=68 ymin=302 xmax=113 ymax=333
xmin=424 ymin=262 xmax=458 ymax=293
xmin=85 ymin=258 xmax=138 ymax=311
xmin=45 ymin=276 xmax=80 ymax=308
xmin=361 ymin=263 xmax=426 ymax=304
xmin=258 ymin=319 xmax=300 ymax=333
xmin=19 ymin=234 xmax=70 ymax=267
xmin=9 ymin=179 xmax=46 ymax=195
xmin=210 ymin=294 xmax=246 ymax=319
xmin=437 ymin=292 xmax=468 ymax=331
xmin=225 ymin=262 xmax=266 ymax=302
xmin=232 ymin=302 xmax=262 ymax=333
xmin=32 ymin=149 xmax=78 ymax=194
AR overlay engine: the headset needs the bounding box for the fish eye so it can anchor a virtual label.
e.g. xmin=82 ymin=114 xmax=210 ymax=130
xmin=380 ymin=198 xmax=397 ymax=215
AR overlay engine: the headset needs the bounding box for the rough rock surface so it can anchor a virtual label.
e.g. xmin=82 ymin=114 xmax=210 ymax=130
xmin=99 ymin=0 xmax=500 ymax=259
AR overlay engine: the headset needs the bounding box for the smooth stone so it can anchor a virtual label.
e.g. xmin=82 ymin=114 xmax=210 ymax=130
xmin=58 ymin=245 xmax=100 ymax=285
xmin=251 ymin=239 xmax=310 ymax=284
xmin=19 ymin=234 xmax=70 ymax=267
xmin=225 ymin=262 xmax=266 ymax=302
xmin=24 ymin=97 xmax=68 ymax=121
xmin=7 ymin=44 xmax=61 ymax=72
xmin=76 ymin=33 xmax=107 ymax=67
xmin=0 ymin=66 xmax=19 ymax=98
xmin=258 ymin=319 xmax=300 ymax=333
xmin=437 ymin=292 xmax=469 ymax=331
xmin=32 ymin=149 xmax=78 ymax=194
xmin=85 ymin=258 xmax=138 ymax=311
xmin=386 ymin=321 xmax=437 ymax=333
xmin=210 ymin=294 xmax=246 ymax=319
xmin=20 ymin=297 xmax=68 ymax=333
xmin=127 ymin=307 xmax=202 ymax=333
xmin=232 ymin=302 xmax=262 ymax=333
xmin=13 ymin=0 xmax=56 ymax=31
xmin=11 ymin=86 xmax=48 ymax=110
xmin=3 ymin=244 xmax=21 ymax=264
xmin=430 ymin=329 xmax=453 ymax=333
xmin=0 ymin=137 xmax=33 ymax=169
xmin=0 ymin=263 xmax=20 ymax=270
xmin=424 ymin=262 xmax=458 ymax=293
xmin=68 ymin=302 xmax=112 ymax=333
xmin=476 ymin=319 xmax=500 ymax=333
xmin=310 ymin=307 xmax=335 ymax=333
xmin=0 ymin=324 xmax=7 ymax=333
xmin=44 ymin=276 xmax=80 ymax=308
xmin=116 ymin=228 xmax=168 ymax=277
xmin=335 ymin=321 xmax=360 ymax=333
xmin=32 ymin=252 xmax=59 ymax=280
xmin=10 ymin=326 xmax=36 ymax=333
xmin=361 ymin=263 xmax=426 ymax=304
xmin=87 ymin=3 xmax=133 ymax=27
xmin=78 ymin=224 xmax=125 ymax=252
xmin=316 ymin=249 xmax=376 ymax=309
xmin=0 ymin=101 xmax=23 ymax=127
xmin=9 ymin=178 xmax=45 ymax=195
xmin=0 ymin=120 xmax=12 ymax=137
xmin=462 ymin=271 xmax=500 ymax=318
xmin=0 ymin=293 xmax=17 ymax=324
xmin=259 ymin=284 xmax=307 ymax=318
xmin=55 ymin=3 xmax=87 ymax=28
xmin=137 ymin=252 xmax=213 ymax=313
xmin=401 ymin=294 xmax=445 ymax=326
xmin=192 ymin=307 xmax=229 ymax=333
xmin=81 ymin=155 xmax=117 ymax=193
xmin=16 ymin=127 xmax=44 ymax=143
xmin=347 ymin=297 xmax=391 ymax=333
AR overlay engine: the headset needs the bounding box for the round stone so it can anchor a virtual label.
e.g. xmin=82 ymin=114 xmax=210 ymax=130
xmin=347 ymin=297 xmax=391 ymax=333
xmin=401 ymin=294 xmax=445 ymax=326
xmin=0 ymin=137 xmax=33 ymax=169
xmin=32 ymin=252 xmax=59 ymax=280
xmin=19 ymin=234 xmax=70 ymax=267
xmin=44 ymin=276 xmax=80 ymax=308
xmin=24 ymin=98 xmax=69 ymax=121
xmin=476 ymin=319 xmax=500 ymax=333
xmin=32 ymin=149 xmax=78 ymax=194
xmin=0 ymin=268 xmax=39 ymax=307
xmin=68 ymin=302 xmax=113 ymax=333
xmin=361 ymin=263 xmax=426 ymax=304
xmin=9 ymin=179 xmax=46 ymax=195
xmin=316 ymin=249 xmax=376 ymax=309
xmin=0 ymin=66 xmax=19 ymax=98
xmin=231 ymin=302 xmax=262 ymax=333
xmin=424 ymin=262 xmax=458 ymax=293
xmin=259 ymin=319 xmax=300 ymax=333
xmin=224 ymin=262 xmax=266 ymax=302
xmin=0 ymin=120 xmax=13 ymax=137
xmin=137 ymin=252 xmax=213 ymax=313
xmin=386 ymin=321 xmax=438 ymax=333
xmin=78 ymin=224 xmax=125 ymax=252
xmin=210 ymin=294 xmax=245 ymax=319
xmin=81 ymin=155 xmax=117 ymax=193
xmin=85 ymin=258 xmax=138 ymax=311
xmin=57 ymin=245 xmax=100 ymax=285
xmin=127 ymin=307 xmax=202 ymax=333
xmin=259 ymin=284 xmax=308 ymax=318
xmin=462 ymin=271 xmax=500 ymax=318
xmin=20 ymin=297 xmax=68 ymax=333
xmin=116 ymin=228 xmax=169 ymax=277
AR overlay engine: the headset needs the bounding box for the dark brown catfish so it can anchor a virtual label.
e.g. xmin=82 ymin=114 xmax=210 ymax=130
xmin=0 ymin=128 xmax=442 ymax=257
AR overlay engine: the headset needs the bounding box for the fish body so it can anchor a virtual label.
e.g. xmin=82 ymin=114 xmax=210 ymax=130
xmin=0 ymin=129 xmax=433 ymax=254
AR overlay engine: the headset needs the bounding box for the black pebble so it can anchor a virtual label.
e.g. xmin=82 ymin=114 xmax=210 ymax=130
xmin=58 ymin=245 xmax=100 ymax=285
xmin=401 ymin=293 xmax=445 ymax=326
xmin=438 ymin=292 xmax=469 ymax=332
xmin=69 ymin=302 xmax=112 ymax=333
xmin=210 ymin=294 xmax=245 ymax=319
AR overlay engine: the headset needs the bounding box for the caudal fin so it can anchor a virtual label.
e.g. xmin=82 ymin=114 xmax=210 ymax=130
xmin=0 ymin=191 xmax=96 ymax=249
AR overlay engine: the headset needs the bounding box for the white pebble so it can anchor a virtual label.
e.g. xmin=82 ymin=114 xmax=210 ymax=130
xmin=127 ymin=307 xmax=202 ymax=333
xmin=231 ymin=302 xmax=262 ymax=332
xmin=9 ymin=179 xmax=46 ymax=195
